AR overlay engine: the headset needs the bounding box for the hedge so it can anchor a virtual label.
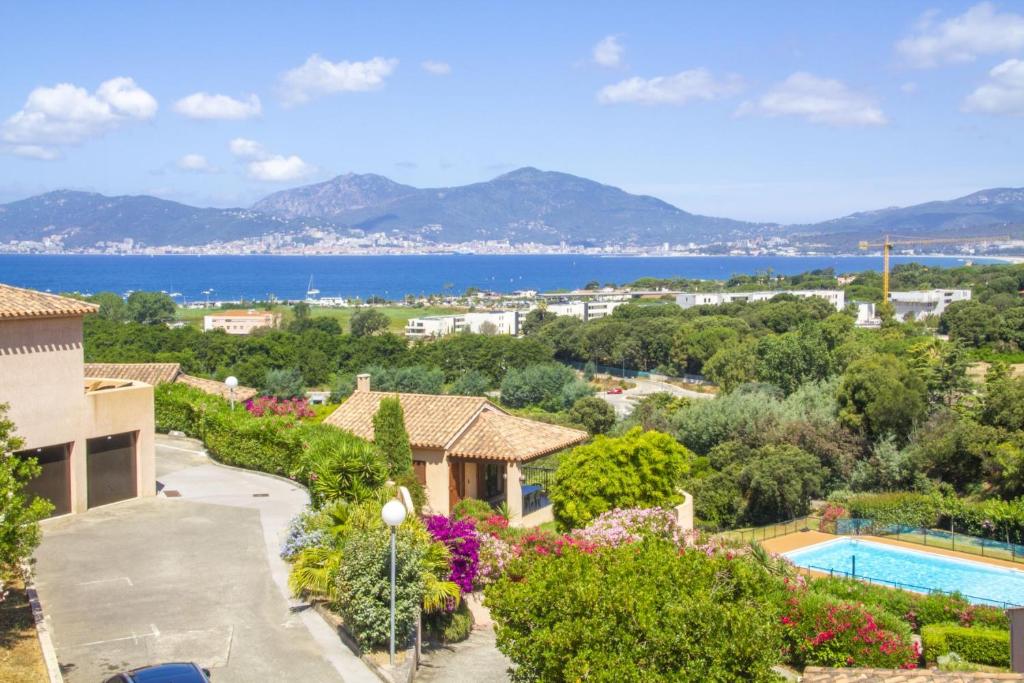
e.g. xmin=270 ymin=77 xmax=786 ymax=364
xmin=921 ymin=623 xmax=1010 ymax=667
xmin=154 ymin=382 xmax=382 ymax=484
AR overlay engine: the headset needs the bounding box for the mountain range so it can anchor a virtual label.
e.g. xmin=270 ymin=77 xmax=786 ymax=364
xmin=1 ymin=167 xmax=1022 ymax=250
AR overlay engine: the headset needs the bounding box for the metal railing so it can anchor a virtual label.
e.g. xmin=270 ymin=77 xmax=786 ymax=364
xmin=799 ymin=563 xmax=1021 ymax=610
xmin=839 ymin=519 xmax=1024 ymax=566
xmin=707 ymin=515 xmax=821 ymax=543
xmin=521 ymin=465 xmax=556 ymax=515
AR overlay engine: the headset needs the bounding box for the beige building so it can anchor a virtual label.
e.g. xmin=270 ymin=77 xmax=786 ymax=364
xmin=323 ymin=374 xmax=587 ymax=527
xmin=0 ymin=284 xmax=156 ymax=515
xmin=203 ymin=309 xmax=281 ymax=335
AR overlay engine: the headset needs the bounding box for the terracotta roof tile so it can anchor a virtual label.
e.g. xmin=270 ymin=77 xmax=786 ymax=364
xmin=0 ymin=283 xmax=98 ymax=320
xmin=176 ymin=373 xmax=259 ymax=401
xmin=448 ymin=409 xmax=588 ymax=462
xmin=323 ymin=390 xmax=588 ymax=460
xmin=324 ymin=390 xmax=489 ymax=448
xmin=84 ymin=362 xmax=182 ymax=385
xmin=802 ymin=667 xmax=1024 ymax=682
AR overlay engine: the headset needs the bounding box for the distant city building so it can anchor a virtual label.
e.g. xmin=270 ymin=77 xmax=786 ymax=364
xmin=406 ymin=310 xmax=520 ymax=339
xmin=203 ymin=309 xmax=281 ymax=335
xmin=888 ymin=289 xmax=971 ymax=321
xmin=675 ymin=289 xmax=846 ymax=311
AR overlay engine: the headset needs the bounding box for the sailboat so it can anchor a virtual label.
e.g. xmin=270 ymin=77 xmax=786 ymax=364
xmin=304 ymin=276 xmax=320 ymax=303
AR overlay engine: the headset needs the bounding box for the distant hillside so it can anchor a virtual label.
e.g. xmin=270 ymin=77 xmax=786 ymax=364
xmin=798 ymin=188 xmax=1024 ymax=248
xmin=0 ymin=190 xmax=297 ymax=248
xmin=253 ymin=167 xmax=762 ymax=245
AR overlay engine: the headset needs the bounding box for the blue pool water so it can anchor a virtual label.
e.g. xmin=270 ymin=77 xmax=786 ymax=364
xmin=784 ymin=537 xmax=1024 ymax=607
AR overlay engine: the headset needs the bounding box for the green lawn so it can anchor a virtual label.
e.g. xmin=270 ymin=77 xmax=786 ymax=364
xmin=175 ymin=305 xmax=464 ymax=333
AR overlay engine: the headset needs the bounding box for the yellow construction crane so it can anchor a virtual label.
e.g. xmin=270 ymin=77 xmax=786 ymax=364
xmin=858 ymin=234 xmax=1010 ymax=302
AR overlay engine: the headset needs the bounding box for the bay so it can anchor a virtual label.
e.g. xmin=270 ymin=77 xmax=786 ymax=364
xmin=0 ymin=254 xmax=998 ymax=302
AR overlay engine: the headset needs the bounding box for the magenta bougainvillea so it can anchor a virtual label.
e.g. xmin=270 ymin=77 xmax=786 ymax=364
xmin=245 ymin=396 xmax=315 ymax=419
xmin=425 ymin=514 xmax=480 ymax=594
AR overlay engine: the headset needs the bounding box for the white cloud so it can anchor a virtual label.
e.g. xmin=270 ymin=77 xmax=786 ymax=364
xmin=174 ymin=92 xmax=261 ymax=120
xmin=598 ymin=68 xmax=742 ymax=105
xmin=177 ymin=153 xmax=215 ymax=172
xmin=592 ymin=36 xmax=624 ymax=68
xmin=247 ymin=154 xmax=314 ymax=182
xmin=736 ymin=72 xmax=886 ymax=126
xmin=421 ymin=60 xmax=451 ymax=76
xmin=897 ymin=2 xmax=1024 ymax=67
xmin=10 ymin=145 xmax=61 ymax=160
xmin=229 ymin=137 xmax=266 ymax=159
xmin=963 ymin=58 xmax=1024 ymax=114
xmin=279 ymin=54 xmax=398 ymax=105
xmin=228 ymin=137 xmax=313 ymax=182
xmin=900 ymin=82 xmax=919 ymax=94
xmin=1 ymin=77 xmax=156 ymax=153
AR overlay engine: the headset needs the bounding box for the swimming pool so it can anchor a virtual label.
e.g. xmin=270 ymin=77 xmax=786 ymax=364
xmin=783 ymin=537 xmax=1024 ymax=607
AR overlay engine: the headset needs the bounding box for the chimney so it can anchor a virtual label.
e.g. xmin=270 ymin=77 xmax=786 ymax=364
xmin=356 ymin=373 xmax=371 ymax=392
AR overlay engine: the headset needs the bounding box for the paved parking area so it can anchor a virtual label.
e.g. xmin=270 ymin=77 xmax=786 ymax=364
xmin=32 ymin=436 xmax=377 ymax=683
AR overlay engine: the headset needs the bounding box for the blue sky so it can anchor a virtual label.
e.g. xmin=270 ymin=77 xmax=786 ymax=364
xmin=1 ymin=1 xmax=1022 ymax=222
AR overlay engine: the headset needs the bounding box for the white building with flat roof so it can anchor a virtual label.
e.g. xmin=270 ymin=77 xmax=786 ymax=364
xmin=529 ymin=300 xmax=624 ymax=322
xmin=889 ymin=289 xmax=971 ymax=321
xmin=405 ymin=310 xmax=520 ymax=339
xmin=675 ymin=289 xmax=846 ymax=311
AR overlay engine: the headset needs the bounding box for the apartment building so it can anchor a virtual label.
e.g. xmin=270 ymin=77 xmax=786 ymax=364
xmin=203 ymin=309 xmax=281 ymax=335
xmin=888 ymin=289 xmax=971 ymax=321
xmin=405 ymin=310 xmax=520 ymax=339
xmin=675 ymin=289 xmax=846 ymax=311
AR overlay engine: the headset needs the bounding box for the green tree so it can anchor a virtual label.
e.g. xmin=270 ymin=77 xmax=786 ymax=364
xmin=754 ymin=327 xmax=831 ymax=395
xmin=372 ymin=397 xmax=413 ymax=475
xmin=671 ymin=316 xmax=750 ymax=374
xmin=350 ymin=308 xmax=390 ymax=337
xmin=980 ymin=377 xmax=1024 ymax=432
xmin=485 ymin=540 xmax=784 ymax=681
xmin=88 ymin=291 xmax=128 ymax=321
xmin=263 ymin=367 xmax=305 ymax=398
xmin=739 ymin=444 xmax=823 ymax=524
xmin=567 ymin=396 xmax=616 ymax=434
xmin=703 ymin=342 xmax=757 ymax=392
xmin=449 ymin=369 xmax=490 ymax=396
xmin=521 ymin=308 xmax=559 ymax=336
xmin=939 ymin=300 xmax=1002 ymax=347
xmin=837 ymin=354 xmax=927 ymax=445
xmin=550 ymin=428 xmax=692 ymax=529
xmin=499 ymin=363 xmax=576 ymax=410
xmin=126 ymin=291 xmax=176 ymax=325
xmin=0 ymin=405 xmax=54 ymax=594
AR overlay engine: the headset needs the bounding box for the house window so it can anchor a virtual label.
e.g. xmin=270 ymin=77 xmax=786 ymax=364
xmin=483 ymin=462 xmax=504 ymax=498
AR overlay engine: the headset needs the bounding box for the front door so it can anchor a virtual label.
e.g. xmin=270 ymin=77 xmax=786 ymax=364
xmin=448 ymin=460 xmax=465 ymax=511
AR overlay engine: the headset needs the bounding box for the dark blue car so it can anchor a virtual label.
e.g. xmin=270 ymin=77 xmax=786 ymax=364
xmin=104 ymin=662 xmax=211 ymax=682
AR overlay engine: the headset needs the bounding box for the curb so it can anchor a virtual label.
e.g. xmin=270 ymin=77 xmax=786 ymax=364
xmin=22 ymin=566 xmax=63 ymax=683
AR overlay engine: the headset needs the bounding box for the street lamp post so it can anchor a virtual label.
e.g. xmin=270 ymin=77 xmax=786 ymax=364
xmin=225 ymin=376 xmax=238 ymax=410
xmin=381 ymin=498 xmax=408 ymax=666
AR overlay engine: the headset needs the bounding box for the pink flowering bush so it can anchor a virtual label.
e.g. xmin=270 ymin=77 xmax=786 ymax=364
xmin=782 ymin=592 xmax=918 ymax=669
xmin=476 ymin=534 xmax=515 ymax=587
xmin=574 ymin=507 xmax=690 ymax=548
xmin=246 ymin=395 xmax=315 ymax=419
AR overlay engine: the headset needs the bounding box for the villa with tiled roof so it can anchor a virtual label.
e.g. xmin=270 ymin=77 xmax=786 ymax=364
xmin=323 ymin=374 xmax=588 ymax=525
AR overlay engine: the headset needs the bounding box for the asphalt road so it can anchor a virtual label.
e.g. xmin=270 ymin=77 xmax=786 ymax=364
xmin=33 ymin=435 xmax=378 ymax=683
xmin=600 ymin=377 xmax=714 ymax=417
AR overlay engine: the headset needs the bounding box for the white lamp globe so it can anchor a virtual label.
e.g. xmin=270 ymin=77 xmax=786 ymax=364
xmin=381 ymin=499 xmax=408 ymax=527
xmin=225 ymin=376 xmax=239 ymax=389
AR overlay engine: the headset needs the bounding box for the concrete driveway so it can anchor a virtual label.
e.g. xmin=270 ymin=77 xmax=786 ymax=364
xmin=600 ymin=377 xmax=714 ymax=417
xmin=33 ymin=435 xmax=377 ymax=683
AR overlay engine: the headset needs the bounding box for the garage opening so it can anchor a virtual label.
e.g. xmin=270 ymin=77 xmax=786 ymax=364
xmin=15 ymin=443 xmax=71 ymax=516
xmin=87 ymin=432 xmax=137 ymax=508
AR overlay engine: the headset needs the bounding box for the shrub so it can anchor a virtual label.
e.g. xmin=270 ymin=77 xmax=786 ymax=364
xmin=449 ymin=369 xmax=490 ymax=396
xmin=573 ymin=507 xmax=686 ymax=548
xmin=922 ymin=624 xmax=1010 ymax=667
xmin=475 ymin=534 xmax=514 ymax=588
xmin=567 ymin=396 xmax=616 ymax=434
xmin=550 ymin=428 xmax=692 ymax=530
xmin=245 ymin=395 xmax=315 ymax=419
xmin=500 ymin=363 xmax=578 ymax=411
xmin=263 ymin=367 xmax=305 ymax=399
xmin=783 ymin=592 xmax=918 ymax=669
xmin=452 ymin=498 xmax=493 ymax=523
xmin=425 ymin=600 xmax=473 ymax=643
xmin=484 ymin=539 xmax=785 ymax=681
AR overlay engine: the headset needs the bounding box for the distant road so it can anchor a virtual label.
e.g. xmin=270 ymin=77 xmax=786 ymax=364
xmin=600 ymin=377 xmax=714 ymax=417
